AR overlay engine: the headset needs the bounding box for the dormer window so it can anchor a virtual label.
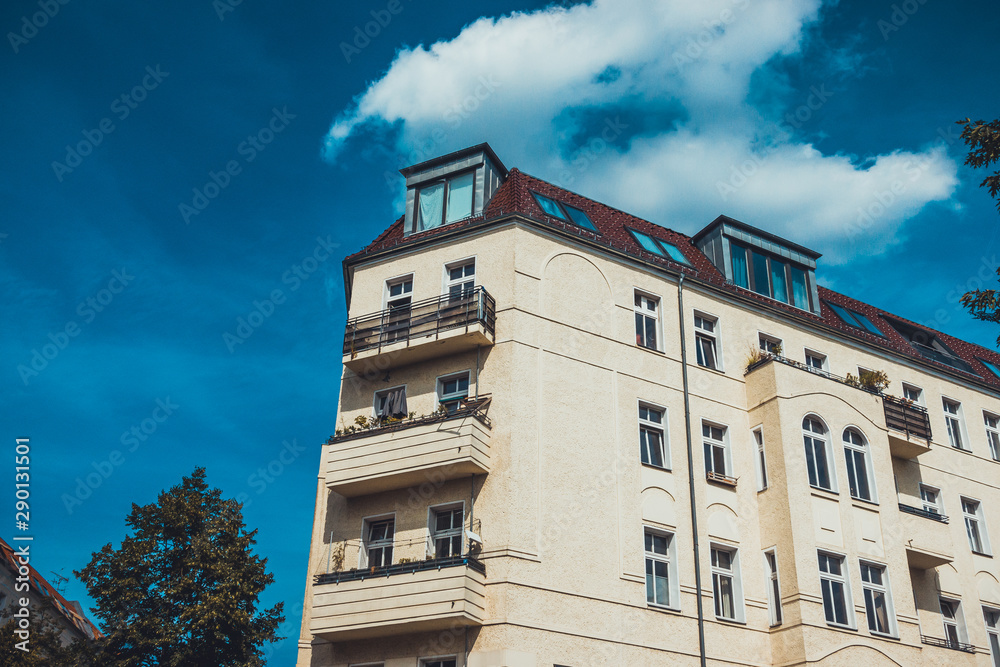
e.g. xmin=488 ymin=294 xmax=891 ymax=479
xmin=882 ymin=316 xmax=973 ymax=373
xmin=531 ymin=192 xmax=597 ymax=231
xmin=416 ymin=171 xmax=474 ymax=232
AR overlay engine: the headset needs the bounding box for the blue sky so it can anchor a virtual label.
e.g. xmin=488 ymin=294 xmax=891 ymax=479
xmin=1 ymin=0 xmax=998 ymax=663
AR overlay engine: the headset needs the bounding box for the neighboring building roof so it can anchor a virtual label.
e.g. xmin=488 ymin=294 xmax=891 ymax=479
xmin=344 ymin=154 xmax=1000 ymax=393
xmin=0 ymin=536 xmax=102 ymax=641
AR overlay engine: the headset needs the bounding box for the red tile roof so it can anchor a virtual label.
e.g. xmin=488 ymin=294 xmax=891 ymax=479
xmin=344 ymin=165 xmax=1000 ymax=391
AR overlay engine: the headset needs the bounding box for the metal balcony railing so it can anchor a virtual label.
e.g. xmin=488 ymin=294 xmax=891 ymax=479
xmin=343 ymin=286 xmax=496 ymax=357
xmin=920 ymin=635 xmax=975 ymax=653
xmin=898 ymin=503 xmax=949 ymax=523
xmin=884 ymin=395 xmax=933 ymax=442
xmin=328 ymin=395 xmax=492 ymax=444
xmin=314 ymin=555 xmax=486 ymax=585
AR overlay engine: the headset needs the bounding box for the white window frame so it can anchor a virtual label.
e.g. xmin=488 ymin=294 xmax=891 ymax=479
xmin=359 ymin=513 xmax=395 ymax=569
xmin=803 ymin=415 xmax=837 ymax=493
xmin=920 ymin=484 xmax=943 ymax=516
xmin=372 ymin=384 xmax=407 ymax=419
xmin=961 ymin=496 xmax=992 ymax=555
xmin=940 ymin=597 xmax=969 ymax=648
xmin=644 ymin=527 xmax=680 ymax=611
xmin=753 ymin=427 xmax=768 ymax=492
xmin=634 ymin=290 xmax=662 ymax=352
xmin=843 ymin=427 xmax=877 ymax=504
xmin=427 ymin=501 xmax=465 ymax=559
xmin=443 ymin=257 xmax=476 ymax=298
xmin=436 ymin=370 xmax=471 ymax=413
xmin=901 ymin=382 xmax=924 ymax=406
xmin=804 ymin=348 xmax=828 ymax=372
xmin=419 ymin=655 xmax=459 ymax=667
xmin=818 ymin=550 xmax=855 ymax=629
xmin=860 ymin=560 xmax=897 ymax=637
xmin=758 ymin=332 xmax=782 ymax=355
xmin=383 ymin=273 xmax=414 ymax=309
xmin=764 ymin=548 xmax=782 ymax=626
xmin=710 ymin=544 xmax=745 ymax=623
xmin=943 ymin=397 xmax=969 ymax=451
xmin=985 ymin=411 xmax=1000 ymax=462
xmin=638 ymin=401 xmax=669 ymax=470
xmin=983 ymin=606 xmax=1000 ymax=667
xmin=693 ymin=311 xmax=722 ymax=371
xmin=702 ymin=421 xmax=732 ymax=480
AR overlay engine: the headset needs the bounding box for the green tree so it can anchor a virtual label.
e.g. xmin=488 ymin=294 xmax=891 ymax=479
xmin=958 ymin=117 xmax=1000 ymax=345
xmin=76 ymin=468 xmax=284 ymax=667
xmin=0 ymin=605 xmax=95 ymax=666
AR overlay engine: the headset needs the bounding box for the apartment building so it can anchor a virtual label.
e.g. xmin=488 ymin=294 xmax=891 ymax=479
xmin=297 ymin=143 xmax=1000 ymax=666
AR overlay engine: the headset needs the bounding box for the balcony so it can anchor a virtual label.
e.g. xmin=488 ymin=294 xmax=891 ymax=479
xmin=342 ymin=286 xmax=496 ymax=373
xmin=325 ymin=398 xmax=492 ymax=497
xmin=706 ymin=471 xmax=738 ymax=487
xmin=900 ymin=504 xmax=954 ymax=569
xmin=311 ymin=555 xmax=486 ymax=642
xmin=884 ymin=396 xmax=933 ymax=458
xmin=920 ymin=635 xmax=975 ymax=653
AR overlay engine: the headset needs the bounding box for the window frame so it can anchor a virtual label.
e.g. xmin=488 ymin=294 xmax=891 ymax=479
xmin=961 ymin=496 xmax=992 ymax=555
xmin=843 ymin=427 xmax=877 ymax=504
xmin=443 ymin=257 xmax=476 ymax=298
xmin=983 ymin=606 xmax=1000 ymax=667
xmin=818 ymin=550 xmax=855 ymax=629
xmin=634 ymin=290 xmax=662 ymax=352
xmin=415 ymin=170 xmax=476 ymax=232
xmin=419 ymin=656 xmax=458 ymax=667
xmin=943 ymin=397 xmax=969 ymax=451
xmin=920 ymin=484 xmax=943 ymax=516
xmin=804 ymin=348 xmax=828 ymax=372
xmin=985 ymin=411 xmax=1000 ymax=462
xmin=710 ymin=544 xmax=745 ymax=623
xmin=860 ymin=560 xmax=897 ymax=637
xmin=901 ymin=382 xmax=925 ymax=406
xmin=638 ymin=401 xmax=669 ymax=470
xmin=940 ymin=597 xmax=969 ymax=648
xmin=531 ymin=191 xmax=598 ymax=231
xmin=764 ymin=548 xmax=782 ymax=626
xmin=644 ymin=526 xmax=680 ymax=611
xmin=359 ymin=513 xmax=395 ymax=569
xmin=427 ymin=501 xmax=465 ymax=559
xmin=753 ymin=427 xmax=768 ymax=492
xmin=693 ymin=311 xmax=722 ymax=371
xmin=436 ymin=370 xmax=471 ymax=414
xmin=626 ymin=227 xmax=691 ymax=266
xmin=758 ymin=332 xmax=782 ymax=355
xmin=702 ymin=421 xmax=732 ymax=480
xmin=373 ymin=384 xmax=408 ymax=420
xmin=803 ymin=415 xmax=837 ymax=493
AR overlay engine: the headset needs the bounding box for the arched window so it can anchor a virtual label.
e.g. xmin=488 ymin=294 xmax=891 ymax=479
xmin=803 ymin=416 xmax=834 ymax=491
xmin=843 ymin=428 xmax=876 ymax=502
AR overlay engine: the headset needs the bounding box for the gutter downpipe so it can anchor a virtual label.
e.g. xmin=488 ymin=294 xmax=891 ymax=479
xmin=678 ymin=274 xmax=707 ymax=667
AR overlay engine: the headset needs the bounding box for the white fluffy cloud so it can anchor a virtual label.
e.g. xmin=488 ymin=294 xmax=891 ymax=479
xmin=324 ymin=0 xmax=957 ymax=262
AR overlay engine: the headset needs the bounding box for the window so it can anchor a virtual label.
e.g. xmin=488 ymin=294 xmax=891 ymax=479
xmin=531 ymin=192 xmax=597 ymax=231
xmin=730 ymin=243 xmax=749 ymax=289
xmin=627 ymin=228 xmax=691 ymax=266
xmin=941 ymin=598 xmax=967 ymax=649
xmin=445 ymin=259 xmax=475 ymax=298
xmin=944 ymin=399 xmax=967 ymax=450
xmin=644 ymin=529 xmax=676 ymax=608
xmin=437 ymin=372 xmax=470 ymax=414
xmin=803 ymin=416 xmax=835 ymax=492
xmin=860 ymin=562 xmax=895 ymax=636
xmin=805 ymin=349 xmax=827 ymax=372
xmin=920 ymin=484 xmax=942 ymax=515
xmin=639 ymin=404 xmax=667 ymax=469
xmin=384 ymin=275 xmax=413 ymax=343
xmin=980 ymin=358 xmax=1000 ymax=380
xmin=902 ymin=383 xmax=924 ymax=406
xmin=962 ymin=497 xmax=991 ymax=555
xmin=420 ymin=658 xmax=457 ymax=667
xmin=711 ymin=547 xmax=742 ymax=621
xmin=362 ymin=517 xmax=394 ymax=568
xmin=984 ymin=607 xmax=1000 ymax=667
xmin=634 ymin=292 xmax=660 ymax=351
xmin=416 ymin=171 xmax=474 ymax=231
xmin=764 ymin=549 xmax=782 ymax=625
xmin=843 ymin=428 xmax=876 ymax=503
xmin=753 ymin=428 xmax=768 ymax=491
xmin=694 ymin=313 xmax=720 ymax=370
xmin=758 ymin=333 xmax=782 ymax=355
xmin=826 ymin=301 xmax=884 ymax=336
xmin=703 ymin=422 xmax=731 ymax=480
xmin=729 ymin=241 xmax=808 ymax=306
xmin=430 ymin=506 xmax=464 ymax=558
xmin=374 ymin=386 xmax=407 ymax=420
xmin=986 ymin=412 xmax=1000 ymax=461
xmin=818 ymin=552 xmax=852 ymax=627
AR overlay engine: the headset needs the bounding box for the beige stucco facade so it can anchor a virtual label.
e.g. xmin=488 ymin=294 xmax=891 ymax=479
xmin=297 ymin=217 xmax=1000 ymax=667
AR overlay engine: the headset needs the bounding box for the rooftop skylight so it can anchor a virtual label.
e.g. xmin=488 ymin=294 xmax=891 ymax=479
xmin=882 ymin=316 xmax=974 ymax=374
xmin=978 ymin=358 xmax=1000 ymax=380
xmin=826 ymin=302 xmax=884 ymax=336
xmin=531 ymin=192 xmax=597 ymax=231
xmin=627 ymin=228 xmax=691 ymax=266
